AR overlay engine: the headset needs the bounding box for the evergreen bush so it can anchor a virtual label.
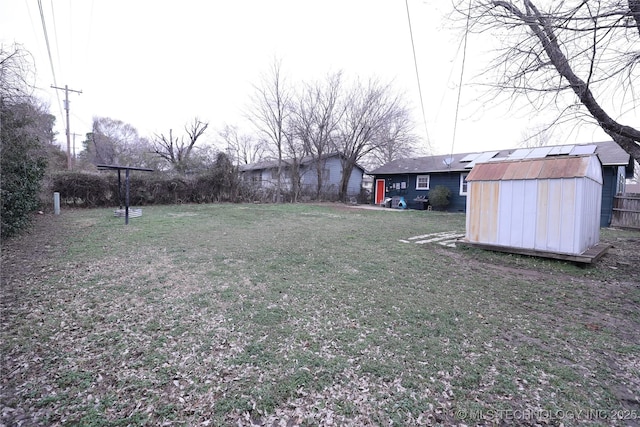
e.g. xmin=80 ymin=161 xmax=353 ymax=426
xmin=0 ymin=104 xmax=49 ymax=238
xmin=429 ymin=185 xmax=451 ymax=210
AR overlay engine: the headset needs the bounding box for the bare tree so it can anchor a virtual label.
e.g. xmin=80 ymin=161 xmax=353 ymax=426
xmin=367 ymin=105 xmax=419 ymax=167
xmin=455 ymin=0 xmax=640 ymax=162
xmin=86 ymin=117 xmax=139 ymax=165
xmin=519 ymin=122 xmax=555 ymax=148
xmin=335 ymin=78 xmax=406 ymax=201
xmin=218 ymin=124 xmax=266 ymax=166
xmin=280 ymin=122 xmax=305 ymax=202
xmin=0 ymin=43 xmax=35 ymax=104
xmin=152 ymin=117 xmax=209 ymax=174
xmin=291 ymin=72 xmax=344 ymax=199
xmin=79 ymin=117 xmax=162 ymax=170
xmin=247 ymin=58 xmax=291 ymax=202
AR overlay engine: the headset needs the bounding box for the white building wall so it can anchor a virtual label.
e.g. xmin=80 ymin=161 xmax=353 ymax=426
xmin=466 ymin=159 xmax=603 ymax=256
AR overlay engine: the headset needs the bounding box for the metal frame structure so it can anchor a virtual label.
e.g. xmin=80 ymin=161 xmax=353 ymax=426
xmin=96 ymin=165 xmax=154 ymax=224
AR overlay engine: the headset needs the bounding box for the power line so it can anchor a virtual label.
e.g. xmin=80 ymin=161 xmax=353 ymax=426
xmin=68 ymin=0 xmax=73 ymax=67
xmin=49 ymin=0 xmax=62 ymax=75
xmin=405 ymin=0 xmax=431 ymax=150
xmin=36 ymin=0 xmax=64 ymax=120
xmin=37 ymin=0 xmax=57 ymax=87
xmin=451 ymin=2 xmax=472 ymax=158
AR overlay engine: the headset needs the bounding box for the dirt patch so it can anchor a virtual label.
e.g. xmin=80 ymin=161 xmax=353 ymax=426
xmin=598 ymin=234 xmax=640 ymax=276
xmin=2 ymin=214 xmax=69 ymax=288
xmin=436 ymin=231 xmax=640 ymax=419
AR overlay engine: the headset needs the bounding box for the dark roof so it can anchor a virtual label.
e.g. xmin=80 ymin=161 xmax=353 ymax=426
xmin=369 ymin=141 xmax=629 ymax=175
xmin=238 ymin=159 xmax=282 ymax=172
xmin=593 ymin=140 xmax=631 ymax=165
xmin=239 ymin=152 xmax=365 ymax=172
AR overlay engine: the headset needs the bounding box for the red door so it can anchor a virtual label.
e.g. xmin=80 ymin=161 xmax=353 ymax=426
xmin=375 ymin=179 xmax=385 ymax=205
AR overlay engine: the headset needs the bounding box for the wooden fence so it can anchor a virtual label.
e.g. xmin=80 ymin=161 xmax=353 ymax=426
xmin=611 ymin=193 xmax=640 ymax=229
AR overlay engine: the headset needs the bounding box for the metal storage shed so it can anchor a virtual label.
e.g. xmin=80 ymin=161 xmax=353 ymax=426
xmin=463 ymin=154 xmax=608 ymax=262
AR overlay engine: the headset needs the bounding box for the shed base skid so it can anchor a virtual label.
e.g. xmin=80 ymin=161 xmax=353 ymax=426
xmin=457 ymin=240 xmax=611 ymax=264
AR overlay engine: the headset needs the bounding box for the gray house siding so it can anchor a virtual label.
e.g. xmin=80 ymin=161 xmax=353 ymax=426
xmin=346 ymin=165 xmax=365 ymax=196
xmin=299 ymin=156 xmax=362 ymax=195
xmin=239 ymin=153 xmax=364 ymax=199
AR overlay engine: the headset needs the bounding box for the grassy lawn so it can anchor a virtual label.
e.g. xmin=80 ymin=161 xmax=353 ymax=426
xmin=2 ymin=203 xmax=639 ymax=426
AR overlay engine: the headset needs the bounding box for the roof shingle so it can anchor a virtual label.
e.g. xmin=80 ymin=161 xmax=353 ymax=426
xmin=369 ymin=141 xmax=629 ymax=175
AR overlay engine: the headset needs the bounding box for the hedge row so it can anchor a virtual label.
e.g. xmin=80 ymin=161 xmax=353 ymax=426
xmin=49 ymin=171 xmax=249 ymax=207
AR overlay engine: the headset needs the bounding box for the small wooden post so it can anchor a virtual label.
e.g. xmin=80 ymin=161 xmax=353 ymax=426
xmin=53 ymin=192 xmax=60 ymax=215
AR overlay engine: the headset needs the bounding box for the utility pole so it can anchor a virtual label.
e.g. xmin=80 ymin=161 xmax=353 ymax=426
xmin=51 ymin=84 xmax=82 ymax=170
xmin=71 ymin=133 xmax=82 ymax=165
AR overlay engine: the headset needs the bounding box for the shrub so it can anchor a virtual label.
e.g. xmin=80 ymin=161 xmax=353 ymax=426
xmin=0 ymin=103 xmax=49 ymax=238
xmin=429 ymin=185 xmax=451 ymax=210
xmin=51 ymin=171 xmax=111 ymax=207
xmin=49 ymin=166 xmax=246 ymax=207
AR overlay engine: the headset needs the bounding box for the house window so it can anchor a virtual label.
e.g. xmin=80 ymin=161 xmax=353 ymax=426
xmin=460 ymin=173 xmax=469 ymax=195
xmin=252 ymin=172 xmax=262 ymax=185
xmin=416 ymin=175 xmax=430 ymax=190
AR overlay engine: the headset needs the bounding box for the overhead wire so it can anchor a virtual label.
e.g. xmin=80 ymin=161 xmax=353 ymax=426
xmin=68 ymin=0 xmax=73 ymax=68
xmin=405 ymin=0 xmax=431 ymax=150
xmin=49 ymin=0 xmax=62 ymax=77
xmin=36 ymin=0 xmax=64 ymax=120
xmin=23 ymin=0 xmax=41 ymax=52
xmin=450 ymin=1 xmax=472 ymax=158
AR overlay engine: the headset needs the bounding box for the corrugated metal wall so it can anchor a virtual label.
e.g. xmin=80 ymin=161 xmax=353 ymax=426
xmin=465 ymin=155 xmax=602 ymax=256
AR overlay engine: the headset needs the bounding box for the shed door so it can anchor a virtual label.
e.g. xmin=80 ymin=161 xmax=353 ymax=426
xmin=375 ymin=179 xmax=385 ymax=205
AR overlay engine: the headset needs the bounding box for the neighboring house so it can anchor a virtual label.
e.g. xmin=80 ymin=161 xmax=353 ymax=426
xmin=361 ymin=174 xmax=373 ymax=195
xmin=239 ymin=152 xmax=365 ymax=200
xmin=369 ymin=141 xmax=633 ymax=227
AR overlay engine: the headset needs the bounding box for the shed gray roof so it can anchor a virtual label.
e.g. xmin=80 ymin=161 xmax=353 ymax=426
xmin=369 ymin=141 xmax=630 ymax=175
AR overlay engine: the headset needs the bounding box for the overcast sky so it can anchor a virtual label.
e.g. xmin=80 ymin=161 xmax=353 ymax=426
xmin=1 ymin=0 xmax=615 ymax=156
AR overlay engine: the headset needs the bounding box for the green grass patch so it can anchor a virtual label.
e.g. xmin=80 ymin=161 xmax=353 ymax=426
xmin=2 ymin=203 xmax=639 ymax=426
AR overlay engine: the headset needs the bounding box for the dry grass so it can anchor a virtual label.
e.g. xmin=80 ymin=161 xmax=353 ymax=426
xmin=1 ymin=203 xmax=639 ymax=426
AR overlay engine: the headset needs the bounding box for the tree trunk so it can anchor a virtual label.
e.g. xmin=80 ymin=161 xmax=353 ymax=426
xmin=276 ymin=154 xmax=282 ymax=203
xmin=502 ymin=0 xmax=640 ymax=164
xmin=339 ymin=159 xmax=356 ymax=202
xmin=315 ymin=161 xmax=324 ymax=200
